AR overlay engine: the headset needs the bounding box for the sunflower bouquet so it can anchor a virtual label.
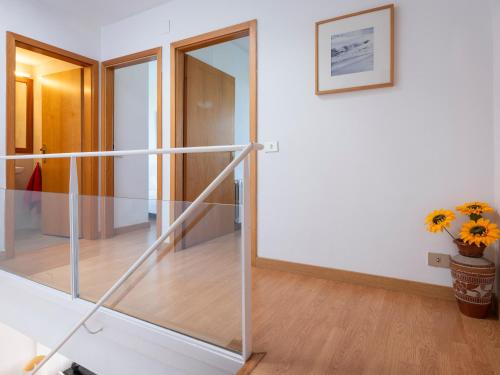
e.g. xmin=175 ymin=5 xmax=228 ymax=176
xmin=425 ymin=201 xmax=500 ymax=258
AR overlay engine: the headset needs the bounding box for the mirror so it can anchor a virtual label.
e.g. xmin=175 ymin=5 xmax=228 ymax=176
xmin=15 ymin=77 xmax=34 ymax=154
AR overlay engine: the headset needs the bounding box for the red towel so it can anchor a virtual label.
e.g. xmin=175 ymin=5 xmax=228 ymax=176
xmin=24 ymin=162 xmax=42 ymax=208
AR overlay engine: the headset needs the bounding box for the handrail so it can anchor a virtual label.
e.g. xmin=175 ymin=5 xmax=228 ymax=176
xmin=0 ymin=144 xmax=251 ymax=160
xmin=30 ymin=142 xmax=260 ymax=374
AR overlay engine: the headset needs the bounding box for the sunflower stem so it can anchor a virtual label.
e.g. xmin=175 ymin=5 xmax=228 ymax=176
xmin=444 ymin=227 xmax=457 ymax=241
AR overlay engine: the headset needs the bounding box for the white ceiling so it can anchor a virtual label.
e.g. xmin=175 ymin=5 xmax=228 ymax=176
xmin=38 ymin=0 xmax=174 ymax=27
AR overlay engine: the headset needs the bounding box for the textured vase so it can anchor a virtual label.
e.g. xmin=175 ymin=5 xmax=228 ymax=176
xmin=450 ymin=255 xmax=495 ymax=319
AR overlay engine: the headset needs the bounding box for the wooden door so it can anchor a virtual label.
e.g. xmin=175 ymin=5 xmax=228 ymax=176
xmin=181 ymin=55 xmax=235 ymax=248
xmin=41 ymin=68 xmax=83 ymax=236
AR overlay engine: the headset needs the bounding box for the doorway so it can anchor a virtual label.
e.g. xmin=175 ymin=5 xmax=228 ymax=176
xmin=170 ymin=21 xmax=257 ymax=259
xmin=100 ymin=48 xmax=162 ymax=239
xmin=5 ymin=32 xmax=99 ymax=254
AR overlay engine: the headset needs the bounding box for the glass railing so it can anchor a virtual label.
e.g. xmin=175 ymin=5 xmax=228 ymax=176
xmin=0 ymin=188 xmax=71 ymax=293
xmin=0 ymin=143 xmax=257 ymax=372
xmin=0 ymin=190 xmax=244 ymax=353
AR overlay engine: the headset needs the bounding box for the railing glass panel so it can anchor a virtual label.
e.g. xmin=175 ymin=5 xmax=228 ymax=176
xmin=78 ymin=197 xmax=243 ymax=353
xmin=0 ymin=188 xmax=71 ymax=293
xmin=0 ymin=144 xmax=255 ymax=371
xmin=0 ymin=189 xmax=244 ymax=353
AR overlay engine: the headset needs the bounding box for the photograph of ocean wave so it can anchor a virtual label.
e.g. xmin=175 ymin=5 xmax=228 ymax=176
xmin=331 ymin=27 xmax=374 ymax=76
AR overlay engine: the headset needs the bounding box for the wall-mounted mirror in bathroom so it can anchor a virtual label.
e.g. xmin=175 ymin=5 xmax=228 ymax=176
xmin=14 ymin=75 xmax=33 ymax=154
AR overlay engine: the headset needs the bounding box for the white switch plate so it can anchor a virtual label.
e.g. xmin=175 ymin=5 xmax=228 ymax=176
xmin=264 ymin=141 xmax=279 ymax=153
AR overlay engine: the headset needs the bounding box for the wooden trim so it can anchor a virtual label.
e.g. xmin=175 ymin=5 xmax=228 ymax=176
xmin=248 ymin=21 xmax=258 ymax=266
xmin=170 ymin=21 xmax=253 ymax=51
xmin=100 ymin=47 xmax=163 ymax=238
xmin=14 ymin=77 xmax=34 ymax=154
xmin=114 ymin=221 xmax=151 ymax=236
xmin=102 ymin=48 xmax=162 ymax=69
xmin=100 ymin=66 xmax=115 ymax=238
xmin=255 ymin=257 xmax=456 ymax=301
xmin=81 ymin=66 xmax=99 ymax=239
xmin=170 ymin=20 xmax=258 ymax=261
xmin=492 ymin=294 xmax=499 ymax=319
xmin=5 ymin=32 xmax=99 ymax=241
xmin=236 ymin=353 xmax=266 ymax=375
xmin=8 ymin=32 xmax=98 ymax=67
xmin=5 ymin=32 xmax=16 ymax=257
xmin=315 ymin=4 xmax=395 ymax=95
xmin=6 ymin=32 xmax=17 ymax=190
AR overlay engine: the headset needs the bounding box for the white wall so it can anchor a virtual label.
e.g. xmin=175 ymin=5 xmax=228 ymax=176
xmin=35 ymin=344 xmax=73 ymax=375
xmin=114 ymin=63 xmax=150 ymax=228
xmin=0 ymin=321 xmax=35 ymax=375
xmin=101 ymin=0 xmax=495 ymax=287
xmin=0 ymin=322 xmax=71 ymax=375
xmin=491 ymin=0 xmax=500 ymax=293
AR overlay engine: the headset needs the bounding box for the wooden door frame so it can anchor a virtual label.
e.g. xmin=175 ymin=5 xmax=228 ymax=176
xmin=5 ymin=32 xmax=99 ymax=250
xmin=170 ymin=20 xmax=258 ymax=264
xmin=100 ymin=47 xmax=163 ymax=238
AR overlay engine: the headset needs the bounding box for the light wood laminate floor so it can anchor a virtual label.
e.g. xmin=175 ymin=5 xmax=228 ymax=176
xmin=1 ymin=226 xmax=499 ymax=374
xmin=1 ymin=224 xmax=242 ymax=351
xmin=251 ymin=268 xmax=500 ymax=375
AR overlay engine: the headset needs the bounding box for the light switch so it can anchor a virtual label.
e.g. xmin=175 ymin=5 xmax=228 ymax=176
xmin=264 ymin=141 xmax=279 ymax=153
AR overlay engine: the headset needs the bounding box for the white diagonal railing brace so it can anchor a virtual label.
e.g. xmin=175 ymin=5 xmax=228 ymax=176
xmin=30 ymin=143 xmax=259 ymax=374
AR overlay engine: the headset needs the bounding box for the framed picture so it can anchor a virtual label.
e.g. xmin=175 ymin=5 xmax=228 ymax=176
xmin=315 ymin=4 xmax=394 ymax=95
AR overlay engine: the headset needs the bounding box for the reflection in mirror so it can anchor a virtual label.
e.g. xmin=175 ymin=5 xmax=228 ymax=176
xmin=15 ymin=76 xmax=33 ymax=154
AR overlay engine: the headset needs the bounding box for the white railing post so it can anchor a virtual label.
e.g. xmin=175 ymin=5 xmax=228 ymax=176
xmin=241 ymin=154 xmax=252 ymax=361
xmin=69 ymin=157 xmax=80 ymax=299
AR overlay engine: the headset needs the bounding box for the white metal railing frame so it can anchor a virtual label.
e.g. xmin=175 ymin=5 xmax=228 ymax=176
xmin=0 ymin=142 xmax=262 ymax=373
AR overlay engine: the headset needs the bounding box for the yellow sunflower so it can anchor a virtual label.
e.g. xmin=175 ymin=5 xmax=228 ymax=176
xmin=456 ymin=201 xmax=493 ymax=216
xmin=460 ymin=218 xmax=500 ymax=247
xmin=425 ymin=209 xmax=455 ymax=233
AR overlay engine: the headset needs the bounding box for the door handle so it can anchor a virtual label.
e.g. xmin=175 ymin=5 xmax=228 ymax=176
xmin=40 ymin=144 xmax=47 ymax=163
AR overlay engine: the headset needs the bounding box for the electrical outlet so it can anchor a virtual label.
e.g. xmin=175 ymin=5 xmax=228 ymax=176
xmin=428 ymin=252 xmax=451 ymax=269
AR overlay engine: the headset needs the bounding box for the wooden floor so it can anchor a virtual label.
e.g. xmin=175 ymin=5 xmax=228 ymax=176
xmin=251 ymin=268 xmax=500 ymax=375
xmin=2 ymin=226 xmax=500 ymax=374
xmin=1 ymin=224 xmax=242 ymax=350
